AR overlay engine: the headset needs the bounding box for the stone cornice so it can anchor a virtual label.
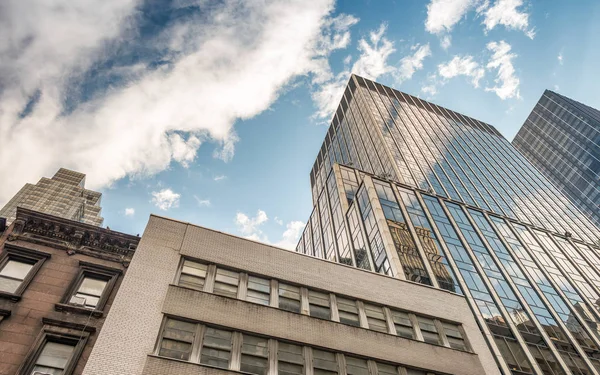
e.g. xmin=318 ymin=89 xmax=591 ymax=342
xmin=7 ymin=207 xmax=139 ymax=262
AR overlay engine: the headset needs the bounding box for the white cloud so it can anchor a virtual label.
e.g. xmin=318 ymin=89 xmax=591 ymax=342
xmin=396 ymin=44 xmax=431 ymax=83
xmin=213 ymin=175 xmax=227 ymax=181
xmin=351 ymin=24 xmax=396 ymax=80
xmin=235 ymin=209 xmax=269 ymax=241
xmin=274 ymin=216 xmax=284 ymax=226
xmin=440 ymin=35 xmax=452 ymax=50
xmin=275 ymin=221 xmax=306 ymax=250
xmin=312 ymin=24 xmax=428 ymax=121
xmin=425 ymin=0 xmax=475 ymax=34
xmin=193 ymin=195 xmax=211 ymax=207
xmin=482 ymin=0 xmax=535 ymax=39
xmin=151 ymin=188 xmax=181 ymax=211
xmin=124 ymin=208 xmax=135 ymax=216
xmin=485 ymin=41 xmax=520 ymax=100
xmin=438 ymin=55 xmax=485 ymax=87
xmin=558 ymin=52 xmax=563 ymax=65
xmin=554 ymin=85 xmax=560 ymax=92
xmin=0 ymin=0 xmax=356 ymax=206
xmin=421 ymin=84 xmax=438 ymax=97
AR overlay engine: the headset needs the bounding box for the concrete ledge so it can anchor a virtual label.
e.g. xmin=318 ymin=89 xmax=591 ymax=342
xmin=163 ymin=285 xmax=487 ymax=375
xmin=143 ymin=356 xmax=240 ymax=375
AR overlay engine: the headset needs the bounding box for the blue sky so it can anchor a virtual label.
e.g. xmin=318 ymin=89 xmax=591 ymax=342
xmin=1 ymin=0 xmax=599 ymax=248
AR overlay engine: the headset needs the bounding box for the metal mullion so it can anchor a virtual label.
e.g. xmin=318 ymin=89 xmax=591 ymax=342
xmin=388 ymin=90 xmax=447 ymax=197
xmin=412 ymin=192 xmax=513 ymax=375
xmin=376 ymin=90 xmax=426 ymax=189
xmin=524 ymin=229 xmax=600 ymax=350
xmin=393 ymin=91 xmax=454 ymax=198
xmin=431 ymin=104 xmax=515 ymax=218
xmin=362 ymin=176 xmax=403 ymax=279
xmin=337 ymin=112 xmax=363 ymax=171
xmin=547 ymin=236 xmax=600 ymax=322
xmin=482 ymin=213 xmax=575 ymax=374
xmin=332 ymin=165 xmax=358 ymax=268
xmin=354 ymin=84 xmax=398 ymax=179
xmin=442 ymin=107 xmax=535 ymax=224
xmin=343 ymin=92 xmax=374 ymax=173
xmin=349 ymin=190 xmax=377 ymax=273
xmin=401 ymin=93 xmax=471 ymax=204
xmin=436 ymin=199 xmax=543 ymax=374
xmin=503 ymin=220 xmax=599 ymax=375
xmin=410 ymin=96 xmax=484 ymax=208
xmin=451 ymin=110 xmax=546 ymax=228
xmin=390 ymin=183 xmax=439 ymax=288
xmin=466 ymin=208 xmax=571 ymax=374
xmin=323 ymin=171 xmax=341 ymax=263
xmin=568 ymin=240 xmax=600 ymax=290
xmin=350 ymin=88 xmax=386 ymax=176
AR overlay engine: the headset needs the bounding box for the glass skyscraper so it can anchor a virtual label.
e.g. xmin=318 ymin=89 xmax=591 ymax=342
xmin=513 ymin=90 xmax=600 ymax=228
xmin=0 ymin=168 xmax=104 ymax=226
xmin=296 ymin=75 xmax=600 ymax=374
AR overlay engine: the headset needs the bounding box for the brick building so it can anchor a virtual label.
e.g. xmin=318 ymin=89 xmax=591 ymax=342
xmin=0 ymin=208 xmax=138 ymax=374
xmin=81 ymin=214 xmax=499 ymax=375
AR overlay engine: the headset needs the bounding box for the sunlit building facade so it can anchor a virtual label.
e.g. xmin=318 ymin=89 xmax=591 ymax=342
xmin=0 ymin=168 xmax=104 ymax=226
xmin=513 ymin=90 xmax=600 ymax=228
xmin=297 ymin=75 xmax=600 ymax=375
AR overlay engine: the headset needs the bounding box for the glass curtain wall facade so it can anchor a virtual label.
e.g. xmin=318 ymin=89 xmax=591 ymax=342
xmin=296 ymin=75 xmax=600 ymax=375
xmin=513 ymin=90 xmax=600 ymax=228
xmin=0 ymin=168 xmax=104 ymax=226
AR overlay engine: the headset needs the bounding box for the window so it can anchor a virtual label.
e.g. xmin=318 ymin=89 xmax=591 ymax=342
xmin=417 ymin=317 xmax=440 ymax=345
xmin=442 ymin=322 xmax=467 ymax=351
xmin=308 ymin=290 xmax=331 ymax=319
xmin=200 ymin=327 xmax=232 ymax=369
xmin=61 ymin=262 xmax=120 ymax=313
xmin=20 ymin=323 xmax=89 ymax=375
xmin=278 ymin=342 xmax=304 ymax=375
xmin=312 ymin=349 xmax=338 ymax=375
xmin=240 ymin=334 xmax=269 ymax=375
xmin=376 ymin=362 xmax=398 ymax=375
xmin=391 ymin=310 xmax=414 ymax=339
xmin=158 ymin=318 xmax=197 ymax=360
xmin=213 ymin=268 xmax=239 ymax=299
xmin=179 ymin=260 xmax=207 ymax=290
xmin=279 ymin=283 xmax=301 ymax=313
xmin=0 ymin=245 xmax=49 ymax=299
xmin=345 ymin=356 xmax=369 ymax=375
xmin=336 ymin=297 xmax=360 ymax=327
xmin=69 ymin=276 xmax=107 ymax=308
xmin=31 ymin=341 xmax=76 ymax=375
xmin=247 ymin=276 xmax=270 ymax=306
xmin=363 ymin=304 xmax=388 ymax=333
xmin=0 ymin=259 xmax=33 ymax=293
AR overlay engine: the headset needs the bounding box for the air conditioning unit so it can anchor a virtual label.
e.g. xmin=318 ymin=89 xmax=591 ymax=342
xmin=69 ymin=296 xmax=87 ymax=306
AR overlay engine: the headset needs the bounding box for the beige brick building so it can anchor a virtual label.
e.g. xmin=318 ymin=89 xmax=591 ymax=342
xmin=82 ymin=214 xmax=500 ymax=375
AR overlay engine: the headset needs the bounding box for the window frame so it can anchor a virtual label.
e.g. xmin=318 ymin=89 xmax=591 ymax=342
xmin=57 ymin=261 xmax=121 ymax=316
xmin=17 ymin=322 xmax=90 ymax=375
xmin=0 ymin=244 xmax=50 ymax=301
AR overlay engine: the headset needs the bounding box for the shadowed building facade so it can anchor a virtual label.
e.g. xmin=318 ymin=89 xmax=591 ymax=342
xmin=513 ymin=90 xmax=600 ymax=228
xmin=0 ymin=168 xmax=104 ymax=227
xmin=296 ymin=75 xmax=600 ymax=374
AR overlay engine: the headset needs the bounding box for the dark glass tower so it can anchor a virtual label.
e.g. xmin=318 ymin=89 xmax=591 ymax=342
xmin=297 ymin=75 xmax=600 ymax=375
xmin=513 ymin=90 xmax=600 ymax=228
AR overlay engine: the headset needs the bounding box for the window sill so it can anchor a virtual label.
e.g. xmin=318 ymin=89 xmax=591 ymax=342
xmin=55 ymin=303 xmax=103 ymax=317
xmin=0 ymin=290 xmax=21 ymax=302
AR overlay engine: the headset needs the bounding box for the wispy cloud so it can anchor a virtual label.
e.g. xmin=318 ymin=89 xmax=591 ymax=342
xmin=396 ymin=44 xmax=432 ymax=83
xmin=151 ymin=188 xmax=180 ymax=211
xmin=124 ymin=207 xmax=135 ymax=216
xmin=438 ymin=55 xmax=485 ymax=87
xmin=486 ymin=41 xmax=520 ymax=100
xmin=213 ymin=175 xmax=227 ymax=181
xmin=558 ymin=52 xmax=564 ymax=65
xmin=0 ymin=0 xmax=355 ymax=206
xmin=193 ymin=195 xmax=211 ymax=207
xmin=482 ymin=0 xmax=535 ymax=39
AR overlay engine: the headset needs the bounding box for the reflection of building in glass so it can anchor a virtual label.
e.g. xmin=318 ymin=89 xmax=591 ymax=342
xmin=513 ymin=90 xmax=600 ymax=228
xmin=0 ymin=168 xmax=104 ymax=226
xmin=296 ymin=75 xmax=600 ymax=374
